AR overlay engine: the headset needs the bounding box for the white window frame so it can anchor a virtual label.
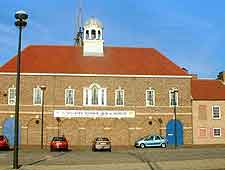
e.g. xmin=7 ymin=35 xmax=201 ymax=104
xmin=212 ymin=105 xmax=221 ymax=120
xmin=83 ymin=83 xmax=107 ymax=106
xmin=8 ymin=86 xmax=16 ymax=105
xmin=146 ymin=88 xmax=155 ymax=106
xmin=169 ymin=89 xmax=179 ymax=107
xmin=213 ymin=128 xmax=221 ymax=137
xmin=65 ymin=88 xmax=75 ymax=106
xmin=33 ymin=87 xmax=43 ymax=106
xmin=115 ymin=88 xmax=124 ymax=106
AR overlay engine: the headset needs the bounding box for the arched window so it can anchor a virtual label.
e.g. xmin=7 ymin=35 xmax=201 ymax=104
xmin=146 ymin=87 xmax=155 ymax=106
xmin=86 ymin=30 xmax=89 ymax=40
xmin=91 ymin=85 xmax=99 ymax=105
xmin=169 ymin=88 xmax=178 ymax=106
xmin=115 ymin=87 xmax=124 ymax=106
xmin=83 ymin=83 xmax=107 ymax=106
xmin=97 ymin=30 xmax=101 ymax=40
xmin=91 ymin=29 xmax=96 ymax=40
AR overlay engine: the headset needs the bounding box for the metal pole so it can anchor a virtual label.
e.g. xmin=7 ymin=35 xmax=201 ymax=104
xmin=13 ymin=24 xmax=22 ymax=169
xmin=174 ymin=92 xmax=177 ymax=149
xmin=41 ymin=90 xmax=45 ymax=149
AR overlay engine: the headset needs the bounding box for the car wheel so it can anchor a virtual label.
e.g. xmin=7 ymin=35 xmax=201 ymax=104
xmin=140 ymin=143 xmax=145 ymax=149
xmin=161 ymin=143 xmax=166 ymax=148
xmin=108 ymin=149 xmax=111 ymax=152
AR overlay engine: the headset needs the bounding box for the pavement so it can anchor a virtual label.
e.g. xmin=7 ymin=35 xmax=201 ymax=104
xmin=0 ymin=147 xmax=225 ymax=170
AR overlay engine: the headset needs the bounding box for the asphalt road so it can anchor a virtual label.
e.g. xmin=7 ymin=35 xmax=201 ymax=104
xmin=1 ymin=147 xmax=225 ymax=170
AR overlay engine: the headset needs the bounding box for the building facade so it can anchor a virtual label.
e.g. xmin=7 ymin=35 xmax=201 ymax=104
xmin=0 ymin=17 xmax=193 ymax=147
xmin=192 ymin=78 xmax=225 ymax=144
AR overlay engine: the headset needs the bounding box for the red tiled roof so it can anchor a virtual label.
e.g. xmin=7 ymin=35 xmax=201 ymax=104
xmin=0 ymin=45 xmax=189 ymax=76
xmin=191 ymin=79 xmax=225 ymax=100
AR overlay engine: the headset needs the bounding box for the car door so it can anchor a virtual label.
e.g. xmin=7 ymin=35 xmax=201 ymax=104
xmin=154 ymin=135 xmax=162 ymax=147
xmin=145 ymin=136 xmax=154 ymax=147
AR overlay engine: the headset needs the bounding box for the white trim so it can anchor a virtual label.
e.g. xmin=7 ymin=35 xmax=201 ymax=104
xmin=136 ymin=112 xmax=192 ymax=116
xmin=65 ymin=88 xmax=75 ymax=106
xmin=0 ymin=72 xmax=192 ymax=78
xmin=213 ymin=128 xmax=221 ymax=137
xmin=160 ymin=127 xmax=192 ymax=130
xmin=78 ymin=127 xmax=86 ymax=130
xmin=0 ymin=104 xmax=192 ymax=108
xmin=115 ymin=88 xmax=125 ymax=106
xmin=21 ymin=126 xmax=28 ymax=129
xmin=212 ymin=105 xmax=221 ymax=120
xmin=8 ymin=87 xmax=16 ymax=105
xmin=33 ymin=87 xmax=42 ymax=106
xmin=146 ymin=88 xmax=155 ymax=106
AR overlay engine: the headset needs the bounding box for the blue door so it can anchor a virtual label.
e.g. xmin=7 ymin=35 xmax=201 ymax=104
xmin=166 ymin=119 xmax=183 ymax=145
xmin=2 ymin=118 xmax=20 ymax=147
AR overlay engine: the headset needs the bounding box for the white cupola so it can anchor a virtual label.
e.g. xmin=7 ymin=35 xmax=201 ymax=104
xmin=83 ymin=17 xmax=104 ymax=56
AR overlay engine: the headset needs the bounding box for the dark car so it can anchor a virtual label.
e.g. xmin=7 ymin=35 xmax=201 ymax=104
xmin=0 ymin=135 xmax=10 ymax=150
xmin=135 ymin=135 xmax=168 ymax=148
xmin=92 ymin=137 xmax=111 ymax=152
xmin=50 ymin=136 xmax=68 ymax=152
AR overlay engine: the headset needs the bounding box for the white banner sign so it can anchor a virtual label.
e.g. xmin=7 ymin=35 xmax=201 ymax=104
xmin=54 ymin=110 xmax=135 ymax=118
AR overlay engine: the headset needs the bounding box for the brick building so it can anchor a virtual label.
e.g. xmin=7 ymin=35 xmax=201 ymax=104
xmin=0 ymin=17 xmax=193 ymax=147
xmin=192 ymin=75 xmax=225 ymax=144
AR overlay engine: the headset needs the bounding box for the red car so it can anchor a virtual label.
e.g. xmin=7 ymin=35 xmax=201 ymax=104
xmin=50 ymin=136 xmax=68 ymax=152
xmin=0 ymin=135 xmax=9 ymax=150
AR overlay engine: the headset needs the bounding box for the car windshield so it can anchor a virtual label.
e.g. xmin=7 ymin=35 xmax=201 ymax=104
xmin=139 ymin=136 xmax=148 ymax=140
xmin=52 ymin=137 xmax=66 ymax=141
xmin=96 ymin=137 xmax=109 ymax=141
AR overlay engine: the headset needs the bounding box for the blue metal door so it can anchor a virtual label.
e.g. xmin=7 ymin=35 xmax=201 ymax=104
xmin=2 ymin=118 xmax=20 ymax=147
xmin=166 ymin=119 xmax=183 ymax=145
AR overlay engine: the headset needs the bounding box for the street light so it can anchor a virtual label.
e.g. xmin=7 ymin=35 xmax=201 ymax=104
xmin=40 ymin=85 xmax=46 ymax=149
xmin=171 ymin=89 xmax=178 ymax=149
xmin=14 ymin=10 xmax=28 ymax=169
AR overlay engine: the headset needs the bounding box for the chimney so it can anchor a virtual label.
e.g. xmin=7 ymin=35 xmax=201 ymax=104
xmin=191 ymin=74 xmax=198 ymax=80
xmin=217 ymin=71 xmax=225 ymax=83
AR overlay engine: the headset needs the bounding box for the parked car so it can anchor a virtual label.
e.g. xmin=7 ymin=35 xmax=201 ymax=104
xmin=135 ymin=135 xmax=167 ymax=148
xmin=50 ymin=136 xmax=68 ymax=152
xmin=92 ymin=137 xmax=111 ymax=152
xmin=0 ymin=135 xmax=10 ymax=150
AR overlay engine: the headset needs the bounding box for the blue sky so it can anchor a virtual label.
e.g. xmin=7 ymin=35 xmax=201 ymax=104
xmin=0 ymin=0 xmax=224 ymax=78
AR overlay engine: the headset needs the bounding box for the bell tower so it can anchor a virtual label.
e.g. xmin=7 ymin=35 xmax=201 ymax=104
xmin=83 ymin=17 xmax=104 ymax=56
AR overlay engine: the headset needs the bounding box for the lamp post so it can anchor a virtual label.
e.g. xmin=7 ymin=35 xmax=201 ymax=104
xmin=13 ymin=10 xmax=28 ymax=169
xmin=172 ymin=89 xmax=178 ymax=149
xmin=40 ymin=85 xmax=46 ymax=149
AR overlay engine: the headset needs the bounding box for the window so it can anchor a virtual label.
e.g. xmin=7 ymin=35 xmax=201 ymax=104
xmin=83 ymin=84 xmax=107 ymax=106
xmin=212 ymin=106 xmax=220 ymax=119
xmin=86 ymin=30 xmax=89 ymax=40
xmin=91 ymin=30 xmax=96 ymax=39
xmin=198 ymin=105 xmax=207 ymax=120
xmin=8 ymin=87 xmax=16 ymax=105
xmin=199 ymin=128 xmax=207 ymax=137
xmin=146 ymin=88 xmax=155 ymax=106
xmin=115 ymin=88 xmax=124 ymax=106
xmin=213 ymin=128 xmax=221 ymax=137
xmin=169 ymin=89 xmax=178 ymax=106
xmin=65 ymin=88 xmax=75 ymax=105
xmin=33 ymin=87 xmax=42 ymax=105
xmin=97 ymin=30 xmax=101 ymax=39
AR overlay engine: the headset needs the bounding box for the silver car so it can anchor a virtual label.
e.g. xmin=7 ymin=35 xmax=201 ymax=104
xmin=135 ymin=135 xmax=167 ymax=148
